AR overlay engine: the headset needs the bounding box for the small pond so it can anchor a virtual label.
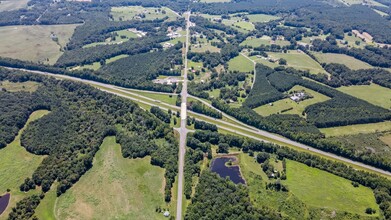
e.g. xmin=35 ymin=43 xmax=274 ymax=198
xmin=210 ymin=157 xmax=245 ymax=184
xmin=0 ymin=193 xmax=10 ymax=215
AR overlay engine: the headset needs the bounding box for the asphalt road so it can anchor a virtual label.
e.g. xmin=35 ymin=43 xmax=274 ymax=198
xmin=176 ymin=11 xmax=191 ymax=220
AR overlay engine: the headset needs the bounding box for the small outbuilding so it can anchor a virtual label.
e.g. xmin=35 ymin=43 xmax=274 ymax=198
xmin=164 ymin=211 xmax=170 ymax=217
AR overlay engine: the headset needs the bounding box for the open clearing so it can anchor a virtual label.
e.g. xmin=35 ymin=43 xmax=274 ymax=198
xmin=228 ymin=54 xmax=253 ymax=72
xmin=0 ymin=24 xmax=78 ymax=65
xmin=83 ymin=29 xmax=139 ymax=48
xmin=267 ymin=51 xmax=326 ymax=74
xmin=337 ymin=84 xmax=391 ymax=109
xmin=111 ymin=6 xmax=178 ymax=22
xmin=380 ymin=133 xmax=391 ymax=147
xmin=0 ymin=80 xmax=41 ymax=92
xmin=0 ymin=0 xmax=28 ymax=11
xmin=71 ymin=54 xmax=129 ymax=71
xmin=55 ymin=136 xmax=167 ymax=220
xmin=284 ymin=160 xmax=379 ymax=216
xmin=320 ymin=121 xmax=391 ymax=137
xmin=314 ymin=53 xmax=373 ymax=70
xmin=246 ymin=14 xmax=280 ymax=23
xmin=253 ymin=85 xmax=330 ymax=117
xmin=0 ymin=110 xmax=48 ymax=219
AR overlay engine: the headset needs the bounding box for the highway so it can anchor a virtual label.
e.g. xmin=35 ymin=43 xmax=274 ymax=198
xmin=176 ymin=11 xmax=191 ymax=220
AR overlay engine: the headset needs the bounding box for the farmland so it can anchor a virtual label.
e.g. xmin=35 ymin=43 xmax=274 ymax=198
xmin=227 ymin=54 xmax=254 ymax=72
xmin=111 ymin=6 xmax=179 ymax=21
xmin=314 ymin=53 xmax=373 ymax=70
xmin=0 ymin=0 xmax=28 ymax=11
xmin=55 ymin=136 xmax=167 ymax=220
xmin=240 ymin=36 xmax=272 ymax=47
xmin=320 ymin=121 xmax=391 ymax=137
xmin=0 ymin=110 xmax=48 ymax=219
xmin=0 ymin=24 xmax=78 ymax=65
xmin=253 ymin=85 xmax=330 ymax=116
xmin=284 ymin=160 xmax=379 ymax=216
xmin=0 ymin=81 xmax=41 ymax=92
xmin=337 ymin=84 xmax=391 ymax=109
xmin=267 ymin=51 xmax=327 ymax=74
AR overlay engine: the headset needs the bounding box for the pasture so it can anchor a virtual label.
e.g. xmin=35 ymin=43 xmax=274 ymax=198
xmin=267 ymin=51 xmax=326 ymax=74
xmin=83 ymin=29 xmax=138 ymax=48
xmin=0 ymin=110 xmax=48 ymax=219
xmin=55 ymin=136 xmax=167 ymax=220
xmin=253 ymin=85 xmax=330 ymax=116
xmin=0 ymin=24 xmax=78 ymax=65
xmin=71 ymin=54 xmax=129 ymax=71
xmin=320 ymin=121 xmax=391 ymax=137
xmin=337 ymin=83 xmax=391 ymax=109
xmin=380 ymin=133 xmax=391 ymax=146
xmin=240 ymin=36 xmax=272 ymax=47
xmin=111 ymin=6 xmax=178 ymax=22
xmin=314 ymin=53 xmax=373 ymax=70
xmin=0 ymin=0 xmax=28 ymax=11
xmin=191 ymin=43 xmax=220 ymax=53
xmin=246 ymin=14 xmax=280 ymax=23
xmin=228 ymin=54 xmax=254 ymax=72
xmin=284 ymin=160 xmax=379 ymax=216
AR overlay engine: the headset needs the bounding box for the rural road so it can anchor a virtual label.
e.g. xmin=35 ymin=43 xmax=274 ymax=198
xmin=240 ymin=52 xmax=257 ymax=89
xmin=176 ymin=11 xmax=191 ymax=220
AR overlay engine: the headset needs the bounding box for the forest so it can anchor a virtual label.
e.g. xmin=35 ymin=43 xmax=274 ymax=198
xmin=185 ymin=171 xmax=281 ymax=220
xmin=0 ymin=68 xmax=179 ymax=215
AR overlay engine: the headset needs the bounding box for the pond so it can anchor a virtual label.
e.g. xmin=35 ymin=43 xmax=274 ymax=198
xmin=0 ymin=193 xmax=10 ymax=216
xmin=210 ymin=157 xmax=245 ymax=184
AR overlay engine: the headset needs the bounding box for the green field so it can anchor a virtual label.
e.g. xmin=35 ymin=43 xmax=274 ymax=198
xmin=71 ymin=54 xmax=129 ymax=71
xmin=0 ymin=80 xmax=41 ymax=92
xmin=0 ymin=0 xmax=28 ymax=11
xmin=320 ymin=121 xmax=391 ymax=137
xmin=284 ymin=160 xmax=379 ymax=216
xmin=337 ymin=84 xmax=391 ymax=109
xmin=130 ymin=90 xmax=178 ymax=106
xmin=339 ymin=33 xmax=367 ymax=49
xmin=246 ymin=14 xmax=280 ymax=23
xmin=314 ymin=53 xmax=373 ymax=70
xmin=240 ymin=36 xmax=272 ymax=47
xmin=0 ymin=110 xmax=48 ymax=219
xmin=83 ymin=29 xmax=138 ymax=48
xmin=0 ymin=24 xmax=78 ymax=65
xmin=228 ymin=54 xmax=254 ymax=72
xmin=380 ymin=133 xmax=391 ymax=146
xmin=55 ymin=136 xmax=167 ymax=220
xmin=111 ymin=6 xmax=178 ymax=21
xmin=253 ymin=85 xmax=331 ymax=116
xmin=267 ymin=51 xmax=326 ymax=74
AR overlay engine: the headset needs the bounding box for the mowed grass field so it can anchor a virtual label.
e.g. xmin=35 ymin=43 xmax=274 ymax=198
xmin=253 ymin=85 xmax=330 ymax=117
xmin=55 ymin=136 xmax=167 ymax=220
xmin=284 ymin=160 xmax=379 ymax=216
xmin=0 ymin=0 xmax=28 ymax=11
xmin=314 ymin=53 xmax=373 ymax=70
xmin=0 ymin=110 xmax=48 ymax=219
xmin=380 ymin=133 xmax=391 ymax=146
xmin=228 ymin=54 xmax=254 ymax=72
xmin=111 ymin=6 xmax=178 ymax=21
xmin=240 ymin=36 xmax=272 ymax=47
xmin=0 ymin=24 xmax=78 ymax=65
xmin=71 ymin=54 xmax=129 ymax=71
xmin=267 ymin=50 xmax=327 ymax=74
xmin=320 ymin=121 xmax=391 ymax=137
xmin=337 ymin=83 xmax=391 ymax=109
